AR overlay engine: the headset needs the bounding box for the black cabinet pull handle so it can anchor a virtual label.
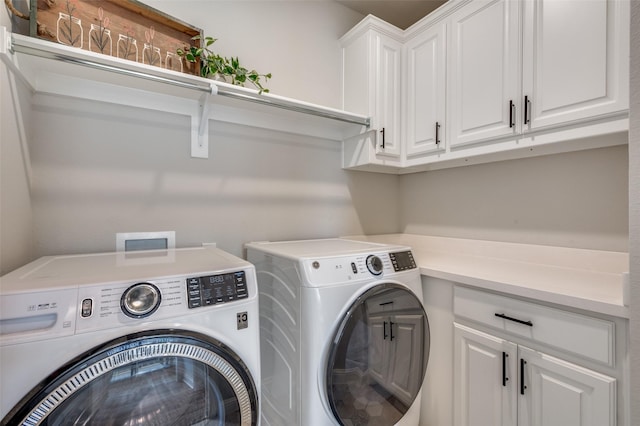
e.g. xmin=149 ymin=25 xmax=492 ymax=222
xmin=383 ymin=321 xmax=388 ymax=340
xmin=520 ymin=359 xmax=527 ymax=395
xmin=380 ymin=127 xmax=386 ymax=149
xmin=495 ymin=313 xmax=533 ymax=327
xmin=379 ymin=301 xmax=393 ymax=306
xmin=524 ymin=95 xmax=531 ymax=125
xmin=509 ymin=100 xmax=515 ymax=128
xmin=502 ymin=352 xmax=509 ymax=386
xmin=389 ymin=321 xmax=395 ymax=341
xmin=435 ymin=121 xmax=441 ymax=145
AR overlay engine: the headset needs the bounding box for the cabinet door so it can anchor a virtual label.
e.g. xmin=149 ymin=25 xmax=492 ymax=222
xmin=405 ymin=23 xmax=446 ymax=159
xmin=448 ymin=0 xmax=521 ymax=148
xmin=373 ymin=32 xmax=402 ymax=159
xmin=387 ymin=313 xmax=426 ymax=406
xmin=368 ymin=315 xmax=390 ymax=385
xmin=454 ymin=323 xmax=517 ymax=426
xmin=518 ymin=345 xmax=616 ymax=426
xmin=522 ymin=0 xmax=629 ymax=130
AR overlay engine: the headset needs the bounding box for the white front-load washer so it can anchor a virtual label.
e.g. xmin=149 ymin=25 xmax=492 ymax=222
xmin=246 ymin=238 xmax=429 ymax=426
xmin=0 ymin=246 xmax=260 ymax=426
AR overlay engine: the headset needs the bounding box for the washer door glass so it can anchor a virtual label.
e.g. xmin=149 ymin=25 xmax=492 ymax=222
xmin=326 ymin=284 xmax=430 ymax=426
xmin=4 ymin=330 xmax=258 ymax=426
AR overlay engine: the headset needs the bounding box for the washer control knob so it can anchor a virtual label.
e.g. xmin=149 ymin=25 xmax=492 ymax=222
xmin=366 ymin=255 xmax=384 ymax=276
xmin=121 ymin=282 xmax=161 ymax=318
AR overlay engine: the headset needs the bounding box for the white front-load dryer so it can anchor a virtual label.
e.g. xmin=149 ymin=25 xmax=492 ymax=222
xmin=246 ymin=238 xmax=429 ymax=426
xmin=0 ymin=247 xmax=260 ymax=426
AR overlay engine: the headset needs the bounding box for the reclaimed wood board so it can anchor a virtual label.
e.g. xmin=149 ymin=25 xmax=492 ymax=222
xmin=29 ymin=0 xmax=202 ymax=75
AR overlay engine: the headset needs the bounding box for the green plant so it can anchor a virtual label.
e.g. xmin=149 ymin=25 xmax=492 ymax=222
xmin=178 ymin=36 xmax=271 ymax=94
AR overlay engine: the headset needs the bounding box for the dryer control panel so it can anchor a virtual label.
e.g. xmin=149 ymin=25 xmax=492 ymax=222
xmin=303 ymin=250 xmax=417 ymax=287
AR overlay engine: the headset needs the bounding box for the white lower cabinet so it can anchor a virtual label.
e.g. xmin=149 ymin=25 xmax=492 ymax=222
xmin=517 ymin=345 xmax=616 ymax=426
xmin=454 ymin=323 xmax=616 ymax=426
xmin=454 ymin=323 xmax=517 ymax=426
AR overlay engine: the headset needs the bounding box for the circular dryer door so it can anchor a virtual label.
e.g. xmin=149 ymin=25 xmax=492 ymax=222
xmin=3 ymin=330 xmax=258 ymax=426
xmin=326 ymin=283 xmax=430 ymax=426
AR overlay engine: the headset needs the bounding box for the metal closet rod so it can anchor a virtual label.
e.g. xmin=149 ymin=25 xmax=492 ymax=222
xmin=10 ymin=41 xmax=370 ymax=127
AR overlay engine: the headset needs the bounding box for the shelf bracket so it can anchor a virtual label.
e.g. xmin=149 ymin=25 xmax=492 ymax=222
xmin=0 ymin=27 xmax=25 ymax=87
xmin=1 ymin=26 xmax=9 ymax=54
xmin=191 ymin=84 xmax=217 ymax=158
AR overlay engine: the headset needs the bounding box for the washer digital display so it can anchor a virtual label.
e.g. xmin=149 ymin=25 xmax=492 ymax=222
xmin=187 ymin=271 xmax=248 ymax=308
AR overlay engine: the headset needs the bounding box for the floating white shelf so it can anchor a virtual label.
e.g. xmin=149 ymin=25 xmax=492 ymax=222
xmin=0 ymin=27 xmax=370 ymax=158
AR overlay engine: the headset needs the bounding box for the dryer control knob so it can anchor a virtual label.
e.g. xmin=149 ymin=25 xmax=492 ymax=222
xmin=121 ymin=282 xmax=161 ymax=318
xmin=366 ymin=255 xmax=383 ymax=276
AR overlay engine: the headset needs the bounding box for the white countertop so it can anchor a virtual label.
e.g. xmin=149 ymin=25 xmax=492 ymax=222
xmin=344 ymin=234 xmax=629 ymax=318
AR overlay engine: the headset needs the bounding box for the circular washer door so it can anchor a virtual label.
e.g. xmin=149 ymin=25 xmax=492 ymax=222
xmin=2 ymin=330 xmax=258 ymax=426
xmin=326 ymin=283 xmax=430 ymax=426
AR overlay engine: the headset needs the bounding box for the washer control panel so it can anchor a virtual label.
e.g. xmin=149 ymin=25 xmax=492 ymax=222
xmin=366 ymin=255 xmax=384 ymax=275
xmin=121 ymin=282 xmax=162 ymax=318
xmin=75 ymin=267 xmax=253 ymax=333
xmin=187 ymin=271 xmax=248 ymax=308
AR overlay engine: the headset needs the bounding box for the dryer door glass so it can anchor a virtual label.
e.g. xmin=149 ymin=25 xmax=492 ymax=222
xmin=326 ymin=284 xmax=430 ymax=425
xmin=3 ymin=330 xmax=258 ymax=426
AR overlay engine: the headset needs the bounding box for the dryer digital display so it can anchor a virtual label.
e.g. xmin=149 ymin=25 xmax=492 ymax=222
xmin=389 ymin=251 xmax=416 ymax=271
xmin=187 ymin=271 xmax=248 ymax=308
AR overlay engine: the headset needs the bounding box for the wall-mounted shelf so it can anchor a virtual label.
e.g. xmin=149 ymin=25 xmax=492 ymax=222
xmin=0 ymin=27 xmax=370 ymax=158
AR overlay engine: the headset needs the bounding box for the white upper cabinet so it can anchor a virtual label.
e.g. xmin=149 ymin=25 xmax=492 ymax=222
xmin=522 ymin=0 xmax=629 ymax=130
xmin=447 ymin=0 xmax=521 ymax=148
xmin=376 ymin=33 xmax=403 ymax=158
xmin=404 ymin=22 xmax=447 ymax=159
xmin=342 ymin=0 xmax=629 ymax=173
xmin=341 ymin=17 xmax=403 ymax=170
xmin=448 ymin=0 xmax=629 ymax=149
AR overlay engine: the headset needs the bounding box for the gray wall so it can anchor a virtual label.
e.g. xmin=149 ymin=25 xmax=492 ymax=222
xmin=28 ymin=93 xmax=399 ymax=258
xmin=629 ymin=0 xmax=639 ymax=424
xmin=0 ymin=3 xmax=632 ymax=269
xmin=2 ymin=0 xmax=404 ymax=270
xmin=143 ymin=0 xmax=362 ymax=108
xmin=399 ymin=144 xmax=629 ymax=251
xmin=1 ymin=4 xmax=35 ymax=274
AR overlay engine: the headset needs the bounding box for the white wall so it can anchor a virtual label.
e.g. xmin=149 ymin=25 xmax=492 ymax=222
xmin=1 ymin=2 xmax=35 ymax=274
xmin=1 ymin=1 xmax=406 ymax=266
xmin=143 ymin=0 xmax=363 ymax=108
xmin=27 ymin=93 xmax=399 ymax=258
xmin=628 ymin=0 xmax=640 ymax=423
xmin=1 ymin=1 xmax=633 ymax=275
xmin=399 ymin=145 xmax=629 ymax=252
